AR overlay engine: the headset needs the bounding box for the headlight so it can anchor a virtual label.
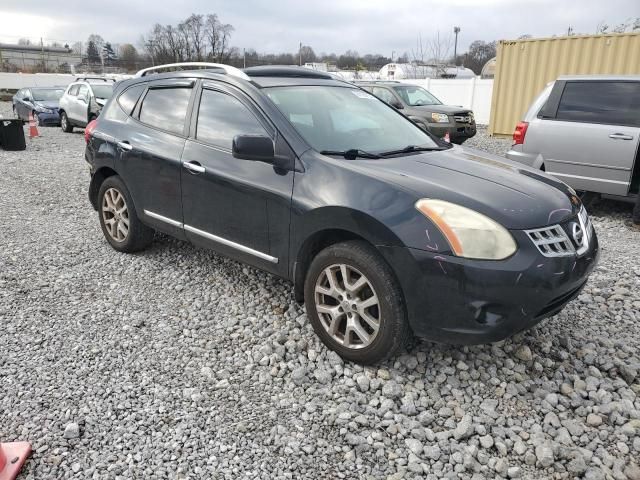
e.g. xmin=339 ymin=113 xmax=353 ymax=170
xmin=415 ymin=199 xmax=517 ymax=260
xmin=35 ymin=105 xmax=53 ymax=113
xmin=429 ymin=113 xmax=449 ymax=123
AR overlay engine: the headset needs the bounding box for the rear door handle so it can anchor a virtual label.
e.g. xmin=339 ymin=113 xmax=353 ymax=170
xmin=117 ymin=140 xmax=133 ymax=151
xmin=609 ymin=133 xmax=633 ymax=140
xmin=183 ymin=161 xmax=205 ymax=174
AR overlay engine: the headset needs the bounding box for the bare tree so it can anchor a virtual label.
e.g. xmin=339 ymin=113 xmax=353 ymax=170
xmin=427 ymin=31 xmax=453 ymax=76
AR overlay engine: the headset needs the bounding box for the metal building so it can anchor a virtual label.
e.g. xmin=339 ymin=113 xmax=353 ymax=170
xmin=488 ymin=32 xmax=640 ymax=136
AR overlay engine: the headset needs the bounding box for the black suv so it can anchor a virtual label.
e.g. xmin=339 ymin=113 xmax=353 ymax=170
xmin=356 ymin=81 xmax=476 ymax=144
xmin=85 ymin=63 xmax=598 ymax=364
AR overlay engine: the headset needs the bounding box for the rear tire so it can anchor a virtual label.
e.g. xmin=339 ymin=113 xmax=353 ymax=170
xmin=304 ymin=240 xmax=411 ymax=364
xmin=60 ymin=112 xmax=73 ymax=133
xmin=97 ymin=175 xmax=154 ymax=253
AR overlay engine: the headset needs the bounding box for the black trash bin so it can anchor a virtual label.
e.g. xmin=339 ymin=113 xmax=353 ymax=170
xmin=0 ymin=119 xmax=26 ymax=151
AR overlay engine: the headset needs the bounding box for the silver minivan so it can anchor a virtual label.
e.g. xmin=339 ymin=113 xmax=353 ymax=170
xmin=507 ymin=75 xmax=640 ymax=203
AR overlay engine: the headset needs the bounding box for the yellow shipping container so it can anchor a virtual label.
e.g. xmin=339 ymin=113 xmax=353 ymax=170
xmin=489 ymin=32 xmax=640 ymax=137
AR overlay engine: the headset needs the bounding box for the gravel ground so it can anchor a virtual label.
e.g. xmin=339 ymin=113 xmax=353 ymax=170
xmin=1 ymin=102 xmax=639 ymax=480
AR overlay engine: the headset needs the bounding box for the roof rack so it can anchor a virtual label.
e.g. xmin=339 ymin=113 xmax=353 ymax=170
xmin=243 ymin=66 xmax=333 ymax=79
xmin=134 ymin=62 xmax=250 ymax=80
xmin=75 ymin=76 xmax=116 ymax=82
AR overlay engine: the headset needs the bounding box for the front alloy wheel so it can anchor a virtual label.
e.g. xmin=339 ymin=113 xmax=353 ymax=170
xmin=304 ymin=240 xmax=411 ymax=364
xmin=315 ymin=264 xmax=380 ymax=349
xmin=101 ymin=187 xmax=129 ymax=242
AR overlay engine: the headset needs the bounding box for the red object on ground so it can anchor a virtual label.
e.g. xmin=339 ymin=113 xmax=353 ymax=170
xmin=0 ymin=441 xmax=31 ymax=480
xmin=443 ymin=131 xmax=450 ymax=143
xmin=28 ymin=112 xmax=39 ymax=138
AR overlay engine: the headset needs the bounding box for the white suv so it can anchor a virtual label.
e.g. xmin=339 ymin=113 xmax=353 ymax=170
xmin=59 ymin=77 xmax=115 ymax=133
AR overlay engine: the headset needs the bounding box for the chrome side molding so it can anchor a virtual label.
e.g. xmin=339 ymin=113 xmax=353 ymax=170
xmin=143 ymin=210 xmax=278 ymax=264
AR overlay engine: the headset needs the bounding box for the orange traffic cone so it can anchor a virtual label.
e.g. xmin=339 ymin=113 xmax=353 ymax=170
xmin=443 ymin=131 xmax=450 ymax=143
xmin=28 ymin=112 xmax=39 ymax=138
xmin=0 ymin=441 xmax=31 ymax=480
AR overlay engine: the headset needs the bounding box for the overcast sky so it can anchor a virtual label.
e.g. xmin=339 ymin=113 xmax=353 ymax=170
xmin=0 ymin=0 xmax=638 ymax=56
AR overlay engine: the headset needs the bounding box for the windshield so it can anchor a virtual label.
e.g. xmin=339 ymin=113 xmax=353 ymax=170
xmin=265 ymin=86 xmax=438 ymax=153
xmin=32 ymin=89 xmax=64 ymax=101
xmin=91 ymin=85 xmax=113 ymax=99
xmin=393 ymin=85 xmax=442 ymax=106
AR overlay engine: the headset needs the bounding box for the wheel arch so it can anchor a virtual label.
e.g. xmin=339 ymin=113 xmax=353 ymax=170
xmin=89 ymin=166 xmax=118 ymax=210
xmin=291 ymin=207 xmax=405 ymax=303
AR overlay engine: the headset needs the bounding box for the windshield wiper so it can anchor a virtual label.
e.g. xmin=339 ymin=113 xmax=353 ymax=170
xmin=378 ymin=145 xmax=445 ymax=156
xmin=320 ymin=149 xmax=381 ymax=160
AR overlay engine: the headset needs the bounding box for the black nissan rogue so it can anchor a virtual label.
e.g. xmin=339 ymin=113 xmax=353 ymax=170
xmin=84 ymin=63 xmax=599 ymax=364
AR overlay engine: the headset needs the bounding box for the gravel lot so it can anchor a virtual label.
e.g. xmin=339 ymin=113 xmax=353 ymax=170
xmin=1 ymin=102 xmax=639 ymax=480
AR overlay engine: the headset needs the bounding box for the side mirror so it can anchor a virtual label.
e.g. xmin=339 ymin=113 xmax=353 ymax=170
xmin=23 ymin=97 xmax=31 ymax=103
xmin=390 ymin=100 xmax=403 ymax=109
xmin=232 ymin=135 xmax=274 ymax=162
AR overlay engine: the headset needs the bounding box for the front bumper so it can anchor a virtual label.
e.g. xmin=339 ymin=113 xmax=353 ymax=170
xmin=35 ymin=111 xmax=61 ymax=126
xmin=379 ymin=228 xmax=599 ymax=345
xmin=427 ymin=122 xmax=477 ymax=143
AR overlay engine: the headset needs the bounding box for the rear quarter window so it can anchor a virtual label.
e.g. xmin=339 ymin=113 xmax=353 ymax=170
xmin=117 ymin=85 xmax=146 ymax=115
xmin=556 ymin=81 xmax=640 ymax=127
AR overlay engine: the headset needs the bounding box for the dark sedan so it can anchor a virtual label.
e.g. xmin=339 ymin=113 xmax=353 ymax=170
xmin=84 ymin=64 xmax=598 ymax=364
xmin=12 ymin=87 xmax=65 ymax=126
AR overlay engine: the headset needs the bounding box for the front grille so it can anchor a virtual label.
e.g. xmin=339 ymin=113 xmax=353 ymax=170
xmin=454 ymin=113 xmax=473 ymax=123
xmin=525 ymin=225 xmax=575 ymax=257
xmin=575 ymin=206 xmax=593 ymax=255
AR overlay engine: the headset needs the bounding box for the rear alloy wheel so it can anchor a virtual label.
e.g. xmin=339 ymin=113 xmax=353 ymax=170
xmin=60 ymin=112 xmax=73 ymax=133
xmin=305 ymin=240 xmax=411 ymax=364
xmin=102 ymin=187 xmax=130 ymax=242
xmin=97 ymin=176 xmax=154 ymax=252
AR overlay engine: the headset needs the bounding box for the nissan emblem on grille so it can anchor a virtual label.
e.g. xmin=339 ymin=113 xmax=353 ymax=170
xmin=571 ymin=222 xmax=584 ymax=247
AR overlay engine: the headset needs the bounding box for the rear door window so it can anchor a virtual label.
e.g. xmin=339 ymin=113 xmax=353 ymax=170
xmin=68 ymin=85 xmax=79 ymax=96
xmin=77 ymin=85 xmax=89 ymax=100
xmin=556 ymin=81 xmax=640 ymax=127
xmin=138 ymin=87 xmax=192 ymax=135
xmin=195 ymin=89 xmax=268 ymax=150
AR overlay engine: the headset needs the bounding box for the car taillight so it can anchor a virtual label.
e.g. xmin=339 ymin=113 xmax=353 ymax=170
xmin=512 ymin=121 xmax=529 ymax=145
xmin=85 ymin=119 xmax=98 ymax=144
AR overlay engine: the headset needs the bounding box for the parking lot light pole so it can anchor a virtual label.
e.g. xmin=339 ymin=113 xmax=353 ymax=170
xmin=453 ymin=26 xmax=460 ymax=66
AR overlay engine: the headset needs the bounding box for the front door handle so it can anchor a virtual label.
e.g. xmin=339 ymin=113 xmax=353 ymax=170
xmin=609 ymin=133 xmax=633 ymax=140
xmin=117 ymin=140 xmax=133 ymax=151
xmin=183 ymin=161 xmax=205 ymax=174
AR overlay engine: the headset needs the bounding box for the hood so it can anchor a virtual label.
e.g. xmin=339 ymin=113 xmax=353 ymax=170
xmin=34 ymin=100 xmax=60 ymax=109
xmin=348 ymin=146 xmax=580 ymax=230
xmin=411 ymin=104 xmax=470 ymax=114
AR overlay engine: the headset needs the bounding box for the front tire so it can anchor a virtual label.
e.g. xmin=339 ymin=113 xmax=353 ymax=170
xmin=304 ymin=240 xmax=411 ymax=364
xmin=97 ymin=176 xmax=154 ymax=252
xmin=60 ymin=112 xmax=73 ymax=133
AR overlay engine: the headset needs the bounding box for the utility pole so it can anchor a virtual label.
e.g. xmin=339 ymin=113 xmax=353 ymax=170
xmin=453 ymin=27 xmax=460 ymax=66
xmin=391 ymin=50 xmax=395 ymax=62
xmin=40 ymin=37 xmax=45 ymax=72
xmin=299 ymin=42 xmax=302 ymax=66
xmin=243 ymin=48 xmax=246 ymax=68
